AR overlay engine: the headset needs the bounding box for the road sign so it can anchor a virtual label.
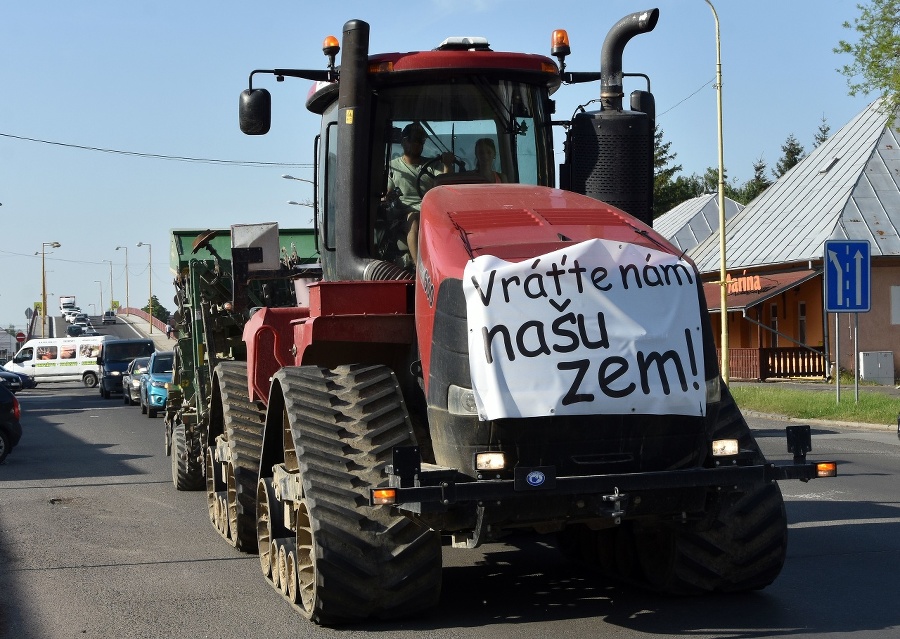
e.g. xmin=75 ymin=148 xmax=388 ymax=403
xmin=824 ymin=240 xmax=871 ymax=313
xmin=15 ymin=332 xmax=26 ymax=343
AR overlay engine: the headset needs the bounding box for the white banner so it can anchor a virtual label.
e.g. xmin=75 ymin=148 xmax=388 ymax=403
xmin=463 ymin=239 xmax=707 ymax=420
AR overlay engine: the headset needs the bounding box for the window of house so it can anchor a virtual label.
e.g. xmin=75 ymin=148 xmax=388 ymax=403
xmin=892 ymin=286 xmax=900 ymax=325
xmin=798 ymin=301 xmax=807 ymax=345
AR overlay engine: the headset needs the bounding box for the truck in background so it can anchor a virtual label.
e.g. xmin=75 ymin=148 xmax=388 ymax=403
xmin=59 ymin=296 xmax=76 ymax=313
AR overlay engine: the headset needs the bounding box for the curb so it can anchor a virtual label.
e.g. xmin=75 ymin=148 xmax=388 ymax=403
xmin=741 ymin=409 xmax=896 ymax=432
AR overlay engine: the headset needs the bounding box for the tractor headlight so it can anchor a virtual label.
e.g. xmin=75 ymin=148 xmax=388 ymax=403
xmin=711 ymin=439 xmax=739 ymax=457
xmin=475 ymin=452 xmax=506 ymax=471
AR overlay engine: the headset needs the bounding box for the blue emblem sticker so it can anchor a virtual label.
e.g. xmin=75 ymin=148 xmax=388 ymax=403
xmin=526 ymin=470 xmax=545 ymax=487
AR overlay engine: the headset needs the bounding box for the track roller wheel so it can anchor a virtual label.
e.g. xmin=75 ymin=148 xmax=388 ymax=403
xmin=205 ymin=447 xmax=220 ymax=527
xmin=278 ymin=538 xmax=297 ymax=598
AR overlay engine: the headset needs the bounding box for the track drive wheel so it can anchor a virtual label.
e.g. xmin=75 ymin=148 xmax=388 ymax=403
xmin=269 ymin=364 xmax=442 ymax=625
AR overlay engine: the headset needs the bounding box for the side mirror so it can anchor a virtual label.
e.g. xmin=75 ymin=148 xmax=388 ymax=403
xmin=239 ymin=89 xmax=272 ymax=135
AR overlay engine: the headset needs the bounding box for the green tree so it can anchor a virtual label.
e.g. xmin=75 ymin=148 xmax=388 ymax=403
xmin=773 ymin=134 xmax=805 ymax=179
xmin=142 ymin=295 xmax=169 ymax=324
xmin=739 ymin=157 xmax=773 ymax=203
xmin=835 ymin=0 xmax=900 ymax=123
xmin=813 ymin=115 xmax=831 ymax=148
xmin=653 ymin=125 xmax=684 ymax=216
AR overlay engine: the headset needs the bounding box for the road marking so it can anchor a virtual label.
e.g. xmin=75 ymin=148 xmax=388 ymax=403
xmin=789 ymin=516 xmax=900 ymax=529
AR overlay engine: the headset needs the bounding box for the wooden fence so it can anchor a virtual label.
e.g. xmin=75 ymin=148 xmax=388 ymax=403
xmin=719 ymin=347 xmax=828 ymax=381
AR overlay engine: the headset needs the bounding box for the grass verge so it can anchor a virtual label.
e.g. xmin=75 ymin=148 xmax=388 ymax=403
xmin=730 ymin=385 xmax=898 ymax=426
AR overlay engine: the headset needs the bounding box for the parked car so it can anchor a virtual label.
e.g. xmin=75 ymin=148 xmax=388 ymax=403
xmin=6 ymin=371 xmax=37 ymax=390
xmin=140 ymin=350 xmax=174 ymax=418
xmin=0 ymin=370 xmax=23 ymax=394
xmin=102 ymin=311 xmax=117 ymax=325
xmin=122 ymin=356 xmax=150 ymax=406
xmin=0 ymin=383 xmax=22 ymax=463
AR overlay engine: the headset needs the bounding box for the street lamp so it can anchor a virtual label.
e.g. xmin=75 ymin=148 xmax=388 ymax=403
xmin=104 ymin=259 xmax=114 ymax=313
xmin=137 ymin=242 xmax=152 ymax=333
xmin=40 ymin=241 xmax=61 ymax=338
xmin=94 ymin=280 xmax=103 ymax=318
xmin=116 ymin=245 xmax=130 ymax=311
xmin=282 ymin=174 xmax=315 ymax=185
xmin=705 ymin=0 xmax=729 ymax=384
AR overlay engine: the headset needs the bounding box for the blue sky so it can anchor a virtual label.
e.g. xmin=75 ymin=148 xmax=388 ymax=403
xmin=0 ymin=1 xmax=873 ymax=331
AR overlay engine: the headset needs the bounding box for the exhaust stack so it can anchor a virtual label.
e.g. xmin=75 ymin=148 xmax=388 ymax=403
xmin=600 ymin=9 xmax=659 ymax=111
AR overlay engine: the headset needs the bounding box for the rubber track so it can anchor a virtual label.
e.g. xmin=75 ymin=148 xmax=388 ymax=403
xmin=274 ymin=364 xmax=442 ymax=625
xmin=633 ymin=383 xmax=788 ymax=594
xmin=171 ymin=421 xmax=204 ymax=491
xmin=215 ymin=361 xmax=265 ymax=551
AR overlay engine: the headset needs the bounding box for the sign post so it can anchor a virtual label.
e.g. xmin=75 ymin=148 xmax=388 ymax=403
xmin=824 ymin=240 xmax=871 ymax=403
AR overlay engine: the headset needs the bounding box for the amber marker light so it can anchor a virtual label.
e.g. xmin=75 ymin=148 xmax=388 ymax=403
xmin=550 ymin=29 xmax=570 ymax=57
xmin=322 ymin=35 xmax=340 ymax=57
xmin=816 ymin=462 xmax=837 ymax=478
xmin=372 ymin=488 xmax=396 ymax=505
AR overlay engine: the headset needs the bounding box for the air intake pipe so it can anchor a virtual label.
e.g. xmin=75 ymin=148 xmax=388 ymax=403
xmin=600 ymin=8 xmax=659 ymax=111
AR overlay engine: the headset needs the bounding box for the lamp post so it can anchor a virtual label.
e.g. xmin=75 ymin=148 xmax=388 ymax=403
xmin=94 ymin=280 xmax=103 ymax=318
xmin=282 ymin=173 xmax=315 ymax=185
xmin=40 ymin=241 xmax=61 ymax=338
xmin=104 ymin=259 xmax=114 ymax=313
xmin=116 ymin=245 xmax=130 ymax=311
xmin=137 ymin=242 xmax=152 ymax=333
xmin=705 ymin=0 xmax=729 ymax=384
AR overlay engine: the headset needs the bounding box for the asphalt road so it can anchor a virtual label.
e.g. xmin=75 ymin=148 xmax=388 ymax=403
xmin=1 ymin=383 xmax=899 ymax=639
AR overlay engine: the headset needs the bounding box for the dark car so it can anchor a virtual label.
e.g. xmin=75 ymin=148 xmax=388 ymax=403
xmin=97 ymin=339 xmax=155 ymax=399
xmin=122 ymin=356 xmax=150 ymax=406
xmin=66 ymin=324 xmax=84 ymax=337
xmin=0 ymin=370 xmax=23 ymax=394
xmin=7 ymin=371 xmax=37 ymax=390
xmin=0 ymin=383 xmax=22 ymax=463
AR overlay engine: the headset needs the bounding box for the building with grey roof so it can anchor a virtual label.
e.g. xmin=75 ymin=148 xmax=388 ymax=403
xmin=654 ymin=193 xmax=743 ymax=254
xmin=666 ymin=100 xmax=900 ymax=381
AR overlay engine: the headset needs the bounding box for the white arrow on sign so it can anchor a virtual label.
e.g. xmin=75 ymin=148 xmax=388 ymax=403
xmin=828 ymin=250 xmax=843 ymax=307
xmin=854 ymin=249 xmax=864 ymax=306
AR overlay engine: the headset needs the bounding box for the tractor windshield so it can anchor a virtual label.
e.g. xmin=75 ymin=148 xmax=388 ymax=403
xmin=370 ymin=78 xmax=552 ymax=267
xmin=377 ymin=79 xmax=551 ymax=190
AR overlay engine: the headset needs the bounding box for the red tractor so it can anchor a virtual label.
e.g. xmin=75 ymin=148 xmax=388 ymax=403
xmin=195 ymin=8 xmax=836 ymax=625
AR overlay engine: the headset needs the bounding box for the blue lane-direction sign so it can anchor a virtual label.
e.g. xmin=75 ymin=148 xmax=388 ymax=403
xmin=824 ymin=240 xmax=871 ymax=313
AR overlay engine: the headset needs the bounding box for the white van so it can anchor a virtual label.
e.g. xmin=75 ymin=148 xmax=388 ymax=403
xmin=4 ymin=336 xmax=110 ymax=387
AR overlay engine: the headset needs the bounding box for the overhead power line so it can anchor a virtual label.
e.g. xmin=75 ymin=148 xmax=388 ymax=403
xmin=0 ymin=131 xmax=312 ymax=168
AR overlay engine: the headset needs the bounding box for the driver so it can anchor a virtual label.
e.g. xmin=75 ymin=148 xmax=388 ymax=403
xmin=385 ymin=122 xmax=455 ymax=263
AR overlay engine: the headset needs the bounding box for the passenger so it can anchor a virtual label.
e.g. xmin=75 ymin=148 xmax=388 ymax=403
xmin=385 ymin=122 xmax=455 ymax=264
xmin=474 ymin=138 xmax=506 ymax=183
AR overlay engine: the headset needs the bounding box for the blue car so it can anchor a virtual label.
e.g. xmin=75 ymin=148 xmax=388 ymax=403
xmin=140 ymin=350 xmax=174 ymax=419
